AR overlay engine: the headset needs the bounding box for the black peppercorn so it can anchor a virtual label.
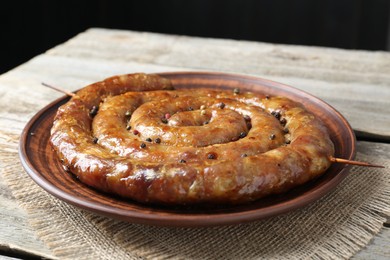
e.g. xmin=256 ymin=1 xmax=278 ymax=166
xmin=271 ymin=111 xmax=281 ymax=120
xmin=89 ymin=106 xmax=99 ymax=117
xmin=207 ymin=152 xmax=217 ymax=159
xmin=217 ymin=103 xmax=225 ymax=109
xmin=239 ymin=132 xmax=247 ymax=138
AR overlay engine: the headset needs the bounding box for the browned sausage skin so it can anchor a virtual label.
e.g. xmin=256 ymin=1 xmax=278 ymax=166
xmin=50 ymin=73 xmax=334 ymax=205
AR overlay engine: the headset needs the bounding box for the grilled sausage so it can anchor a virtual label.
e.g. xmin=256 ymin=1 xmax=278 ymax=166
xmin=50 ymin=73 xmax=334 ymax=205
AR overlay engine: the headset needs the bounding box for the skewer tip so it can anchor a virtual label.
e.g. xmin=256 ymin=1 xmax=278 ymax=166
xmin=330 ymin=157 xmax=385 ymax=168
xmin=41 ymin=82 xmax=75 ymax=97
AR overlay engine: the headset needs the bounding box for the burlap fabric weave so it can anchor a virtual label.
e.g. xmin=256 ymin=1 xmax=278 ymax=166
xmin=1 ymin=135 xmax=389 ymax=260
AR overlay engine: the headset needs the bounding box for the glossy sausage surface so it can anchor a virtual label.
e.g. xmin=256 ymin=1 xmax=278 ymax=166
xmin=50 ymin=73 xmax=334 ymax=205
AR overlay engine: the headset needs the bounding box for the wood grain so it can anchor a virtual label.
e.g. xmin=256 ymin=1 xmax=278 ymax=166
xmin=0 ymin=28 xmax=389 ymax=258
xmin=0 ymin=179 xmax=53 ymax=258
xmin=51 ymin=28 xmax=390 ymax=137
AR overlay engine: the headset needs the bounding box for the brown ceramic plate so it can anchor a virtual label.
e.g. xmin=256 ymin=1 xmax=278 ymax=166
xmin=19 ymin=72 xmax=356 ymax=227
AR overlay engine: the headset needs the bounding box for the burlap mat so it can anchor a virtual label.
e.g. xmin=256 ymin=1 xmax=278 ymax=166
xmin=2 ymin=137 xmax=389 ymax=259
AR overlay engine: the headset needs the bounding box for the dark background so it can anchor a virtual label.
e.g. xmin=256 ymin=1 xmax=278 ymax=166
xmin=1 ymin=0 xmax=389 ymax=74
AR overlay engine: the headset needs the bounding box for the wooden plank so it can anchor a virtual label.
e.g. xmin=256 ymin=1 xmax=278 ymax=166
xmin=0 ymin=179 xmax=54 ymax=259
xmin=47 ymin=28 xmax=390 ymax=87
xmin=36 ymin=28 xmax=390 ymax=137
xmin=354 ymin=227 xmax=390 ymax=259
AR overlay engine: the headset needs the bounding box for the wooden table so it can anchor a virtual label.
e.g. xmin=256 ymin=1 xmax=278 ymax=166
xmin=0 ymin=28 xmax=389 ymax=259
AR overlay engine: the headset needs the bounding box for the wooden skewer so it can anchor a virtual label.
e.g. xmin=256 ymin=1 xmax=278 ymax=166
xmin=330 ymin=157 xmax=385 ymax=168
xmin=41 ymin=82 xmax=75 ymax=97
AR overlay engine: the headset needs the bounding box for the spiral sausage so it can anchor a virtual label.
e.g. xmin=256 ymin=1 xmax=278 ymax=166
xmin=50 ymin=73 xmax=334 ymax=205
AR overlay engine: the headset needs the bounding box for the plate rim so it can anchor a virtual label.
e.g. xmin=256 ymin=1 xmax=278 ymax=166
xmin=18 ymin=71 xmax=356 ymax=227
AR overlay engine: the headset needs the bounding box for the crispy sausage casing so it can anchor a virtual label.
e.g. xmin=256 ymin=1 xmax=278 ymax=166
xmin=50 ymin=73 xmax=335 ymax=205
